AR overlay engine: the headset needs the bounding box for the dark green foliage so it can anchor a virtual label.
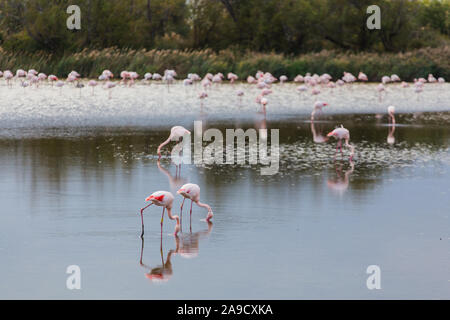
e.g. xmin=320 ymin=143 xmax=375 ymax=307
xmin=0 ymin=0 xmax=448 ymax=54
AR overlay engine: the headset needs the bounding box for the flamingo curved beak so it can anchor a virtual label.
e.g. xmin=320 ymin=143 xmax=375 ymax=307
xmin=327 ymin=132 xmax=334 ymax=137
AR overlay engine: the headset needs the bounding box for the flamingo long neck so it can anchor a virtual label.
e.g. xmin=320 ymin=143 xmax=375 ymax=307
xmin=157 ymin=136 xmax=172 ymax=155
xmin=196 ymin=201 xmax=212 ymax=213
xmin=166 ymin=207 xmax=180 ymax=224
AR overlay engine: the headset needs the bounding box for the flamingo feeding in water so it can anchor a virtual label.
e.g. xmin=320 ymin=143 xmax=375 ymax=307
xmin=140 ymin=191 xmax=180 ymax=238
xmin=327 ymin=125 xmax=355 ymax=162
xmin=177 ymin=183 xmax=214 ymax=227
xmin=157 ymin=126 xmax=191 ymax=159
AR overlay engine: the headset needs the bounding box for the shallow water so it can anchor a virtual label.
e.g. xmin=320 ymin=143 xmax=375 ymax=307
xmin=0 ymin=83 xmax=449 ymax=299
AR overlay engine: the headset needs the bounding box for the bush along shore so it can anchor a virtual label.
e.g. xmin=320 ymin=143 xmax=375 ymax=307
xmin=0 ymin=46 xmax=449 ymax=82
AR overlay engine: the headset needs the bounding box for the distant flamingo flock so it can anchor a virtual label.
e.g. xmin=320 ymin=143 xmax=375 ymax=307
xmin=0 ymin=68 xmax=446 ymax=103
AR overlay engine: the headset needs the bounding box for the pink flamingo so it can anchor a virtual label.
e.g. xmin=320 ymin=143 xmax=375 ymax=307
xmin=358 ymin=72 xmax=368 ymax=82
xmin=4 ymin=70 xmax=16 ymax=87
xmin=157 ymin=126 xmax=191 ymax=160
xmin=311 ymin=101 xmax=328 ymax=121
xmin=327 ymin=125 xmax=355 ymax=161
xmin=177 ymin=183 xmax=213 ymax=228
xmin=387 ymin=105 xmax=395 ymax=125
xmin=227 ymin=72 xmax=238 ymax=84
xmin=140 ymin=191 xmax=180 ymax=238
xmin=88 ymin=80 xmax=98 ymax=95
xmin=105 ymin=81 xmax=116 ymax=99
xmin=260 ymin=97 xmax=268 ymax=114
xmin=377 ymin=83 xmax=385 ymax=101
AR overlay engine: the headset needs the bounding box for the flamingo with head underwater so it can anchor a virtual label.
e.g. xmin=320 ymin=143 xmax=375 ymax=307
xmin=140 ymin=191 xmax=180 ymax=238
xmin=327 ymin=125 xmax=355 ymax=162
xmin=177 ymin=183 xmax=213 ymax=227
xmin=157 ymin=126 xmax=191 ymax=159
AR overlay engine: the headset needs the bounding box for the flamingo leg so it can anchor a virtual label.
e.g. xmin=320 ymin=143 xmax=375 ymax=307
xmin=180 ymin=198 xmax=185 ymax=231
xmin=190 ymin=200 xmax=193 ymax=233
xmin=140 ymin=203 xmax=152 ymax=238
xmin=161 ymin=207 xmax=165 ymax=234
xmin=334 ymin=142 xmax=339 ymax=160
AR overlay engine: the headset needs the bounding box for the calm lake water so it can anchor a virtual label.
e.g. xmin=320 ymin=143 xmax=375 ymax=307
xmin=0 ymin=83 xmax=449 ymax=299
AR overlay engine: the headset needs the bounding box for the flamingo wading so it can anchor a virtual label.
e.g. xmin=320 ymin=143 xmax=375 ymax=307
xmin=140 ymin=191 xmax=180 ymax=238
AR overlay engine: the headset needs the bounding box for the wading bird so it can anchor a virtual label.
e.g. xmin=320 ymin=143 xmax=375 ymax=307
xmin=311 ymin=101 xmax=328 ymax=121
xmin=327 ymin=125 xmax=355 ymax=162
xmin=387 ymin=105 xmax=395 ymax=125
xmin=140 ymin=191 xmax=180 ymax=238
xmin=177 ymin=183 xmax=214 ymax=227
xmin=157 ymin=126 xmax=191 ymax=159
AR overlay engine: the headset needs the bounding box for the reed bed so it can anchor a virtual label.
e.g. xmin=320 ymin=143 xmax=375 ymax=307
xmin=0 ymin=46 xmax=449 ymax=81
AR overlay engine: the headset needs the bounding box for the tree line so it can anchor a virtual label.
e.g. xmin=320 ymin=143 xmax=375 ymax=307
xmin=0 ymin=0 xmax=449 ymax=55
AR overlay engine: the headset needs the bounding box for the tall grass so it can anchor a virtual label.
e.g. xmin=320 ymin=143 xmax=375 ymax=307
xmin=0 ymin=46 xmax=449 ymax=81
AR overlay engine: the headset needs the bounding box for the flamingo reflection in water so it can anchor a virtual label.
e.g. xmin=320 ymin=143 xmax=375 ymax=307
xmin=327 ymin=160 xmax=355 ymax=194
xmin=310 ymin=119 xmax=330 ymax=144
xmin=387 ymin=121 xmax=396 ymax=145
xmin=387 ymin=105 xmax=396 ymax=145
xmin=157 ymin=159 xmax=186 ymax=191
xmin=139 ymin=222 xmax=213 ymax=282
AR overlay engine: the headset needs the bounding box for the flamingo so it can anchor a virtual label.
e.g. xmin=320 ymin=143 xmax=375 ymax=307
xmin=428 ymin=74 xmax=437 ymax=83
xmin=311 ymin=87 xmax=321 ymax=96
xmin=55 ymin=80 xmax=65 ymax=94
xmin=260 ymin=97 xmax=268 ymax=114
xmin=144 ymin=73 xmax=153 ymax=82
xmin=152 ymin=73 xmax=162 ymax=81
xmin=88 ymin=80 xmax=98 ymax=95
xmin=177 ymin=183 xmax=214 ymax=227
xmin=101 ymin=70 xmax=114 ymax=79
xmin=381 ymin=76 xmax=391 ymax=84
xmin=16 ymin=69 xmax=27 ymax=78
xmin=157 ymin=126 xmax=191 ymax=159
xmin=327 ymin=125 xmax=355 ymax=162
xmin=387 ymin=105 xmax=395 ymax=125
xmin=105 ymin=81 xmax=116 ymax=98
xmin=377 ymin=83 xmax=386 ymax=101
xmin=140 ymin=191 xmax=180 ymax=238
xmin=294 ymin=75 xmax=304 ymax=83
xmin=358 ymin=72 xmax=368 ymax=82
xmin=311 ymin=101 xmax=328 ymax=121
xmin=227 ymin=73 xmax=238 ymax=84
xmin=247 ymin=76 xmax=257 ymax=84
xmin=237 ymin=90 xmax=244 ymax=105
